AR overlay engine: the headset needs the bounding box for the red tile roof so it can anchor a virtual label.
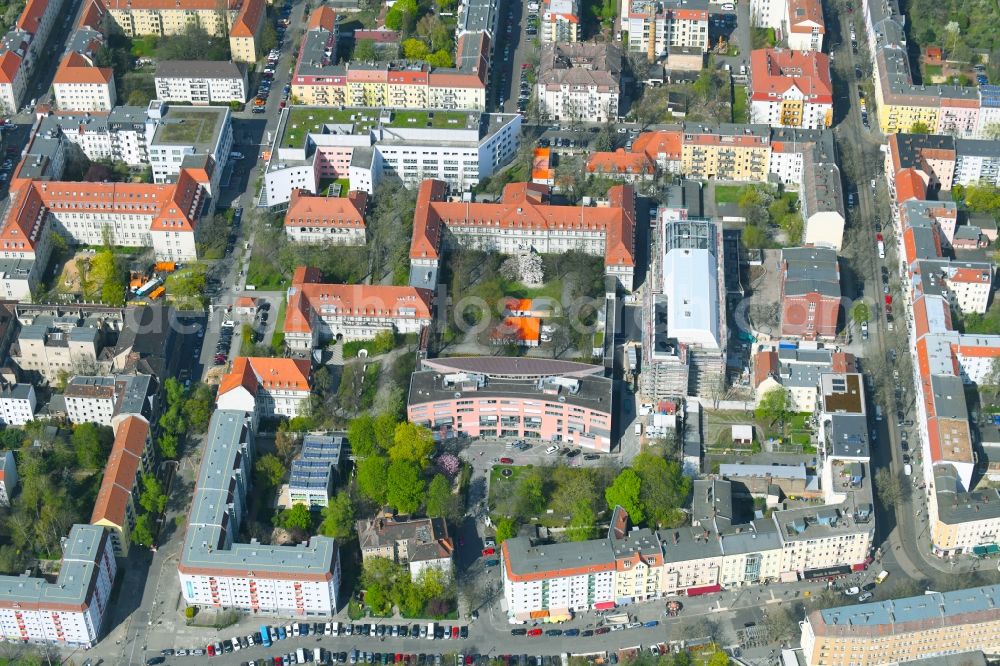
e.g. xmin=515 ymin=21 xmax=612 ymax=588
xmin=284 ymin=189 xmax=367 ymax=229
xmin=230 ymin=0 xmax=265 ymax=38
xmin=0 ymin=51 xmax=22 ymax=85
xmin=632 ymin=130 xmax=682 ymax=161
xmin=54 ymin=52 xmax=113 ymax=85
xmin=283 ymin=271 xmax=433 ymax=336
xmin=410 ymin=178 xmax=635 ymax=270
xmin=90 ymin=416 xmax=149 ymax=528
xmin=218 ymin=357 xmax=312 ymax=398
xmin=749 ymin=48 xmax=832 ymax=103
xmin=894 ymin=168 xmax=927 ymax=203
xmin=307 ymin=5 xmax=336 ymax=30
xmin=586 ymin=149 xmax=655 ymax=177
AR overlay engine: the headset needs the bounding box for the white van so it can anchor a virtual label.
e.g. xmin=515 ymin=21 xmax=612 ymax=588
xmin=296 ymin=648 xmax=307 ymax=664
xmin=427 ymin=622 xmax=436 ymax=640
xmin=904 ymin=463 xmax=912 ymax=476
xmin=634 ymin=423 xmax=642 ymax=436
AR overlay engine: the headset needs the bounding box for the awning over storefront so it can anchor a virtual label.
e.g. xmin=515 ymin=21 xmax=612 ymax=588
xmin=685 ymin=584 xmax=722 ymax=596
xmin=802 ymin=565 xmax=851 ymax=580
xmin=529 ymin=610 xmax=549 ymax=619
xmin=594 ymin=601 xmax=616 ymax=610
xmin=851 ymin=563 xmax=866 ymax=572
xmin=546 ymin=612 xmax=572 ymax=623
xmin=972 ymin=544 xmax=999 ymax=557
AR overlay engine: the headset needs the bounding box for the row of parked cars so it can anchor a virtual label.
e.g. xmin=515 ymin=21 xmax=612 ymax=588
xmin=252 ymin=2 xmax=292 ymax=112
xmin=511 ymin=621 xmax=659 ymax=638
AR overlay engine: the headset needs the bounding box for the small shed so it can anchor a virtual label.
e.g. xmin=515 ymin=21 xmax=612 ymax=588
xmin=234 ymin=296 xmax=258 ymax=318
xmin=925 ymin=47 xmax=943 ymax=63
xmin=732 ymin=424 xmax=754 ymax=446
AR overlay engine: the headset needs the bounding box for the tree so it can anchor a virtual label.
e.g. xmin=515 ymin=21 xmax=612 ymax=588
xmin=72 ymin=423 xmax=111 ymax=469
xmin=594 ymin=126 xmax=613 ymax=152
xmin=633 ymin=453 xmax=690 ymax=527
xmin=426 ymin=49 xmax=454 ymax=68
xmin=275 ymin=422 xmax=299 ymax=465
xmin=566 ymin=502 xmax=596 ymax=541
xmin=255 ymin=453 xmax=286 ymax=489
xmin=706 ymin=651 xmax=730 ymax=666
xmin=374 ymin=412 xmax=398 ymax=451
xmin=284 ymin=503 xmax=313 ymax=531
xmin=319 ymin=492 xmax=354 ymax=539
xmin=402 ymin=38 xmax=429 ymax=60
xmin=426 ymin=474 xmax=458 ymax=520
xmin=852 ymin=301 xmax=871 ymax=325
xmin=353 ymin=38 xmax=377 ymax=62
xmin=742 ymin=223 xmax=769 ymax=249
xmin=356 ymin=455 xmax=390 ymax=504
xmin=131 ymin=514 xmax=155 ymax=547
xmin=549 ymin=467 xmax=598 ymax=518
xmin=495 ymin=517 xmax=517 ymax=543
xmin=157 ymin=432 xmax=178 ymax=460
xmin=605 ymin=469 xmax=645 ymax=523
xmin=139 ymin=473 xmax=168 ymax=515
xmin=389 ymin=422 xmax=435 ymax=467
xmin=512 ymin=469 xmax=545 ymax=519
xmin=755 ymin=387 xmax=789 ymax=426
xmin=875 ymin=467 xmax=903 ymax=506
xmin=910 ymin=120 xmax=931 ymax=134
xmin=763 ymin=606 xmax=796 ymax=644
xmin=348 ymin=414 xmax=379 ymax=457
xmin=386 ymin=460 xmax=426 ymax=514
xmin=313 ymin=366 xmax=332 ymax=394
xmin=182 ymin=384 xmax=214 ymax=433
xmin=261 ymin=22 xmax=278 ymax=53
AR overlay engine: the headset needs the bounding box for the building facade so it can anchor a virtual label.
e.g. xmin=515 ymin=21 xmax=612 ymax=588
xmin=407 ymin=357 xmax=615 ymax=451
xmin=536 ymin=43 xmax=622 ymax=122
xmin=0 ymin=524 xmax=116 ymax=648
xmin=154 ymin=61 xmax=248 ymax=105
xmin=0 ymin=383 xmax=35 ymax=425
xmin=357 ymin=513 xmax=454 ymax=579
xmin=284 ymin=190 xmax=368 ymax=245
xmin=541 ymin=0 xmax=581 ymax=42
xmin=90 ymin=416 xmax=154 ymax=556
xmin=0 ymin=450 xmax=17 ymax=506
xmin=624 ymin=0 xmax=709 ymax=61
xmin=780 ymin=247 xmax=841 ymax=340
xmin=799 ymin=584 xmax=1000 ymax=666
xmin=283 ymin=266 xmax=433 ymax=350
xmin=749 ymin=49 xmax=832 ymax=129
xmin=216 ymin=357 xmax=313 ymax=419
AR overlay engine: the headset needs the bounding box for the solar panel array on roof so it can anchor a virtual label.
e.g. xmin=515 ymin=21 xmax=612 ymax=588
xmin=980 ymin=85 xmax=1000 ymax=107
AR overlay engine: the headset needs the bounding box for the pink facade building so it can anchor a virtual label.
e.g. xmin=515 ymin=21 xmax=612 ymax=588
xmin=407 ymin=357 xmax=614 ymax=451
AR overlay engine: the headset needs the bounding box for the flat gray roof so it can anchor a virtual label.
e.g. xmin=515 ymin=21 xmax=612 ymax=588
xmin=155 ymin=60 xmax=244 ymax=80
xmin=816 ymin=584 xmax=1000 ymax=633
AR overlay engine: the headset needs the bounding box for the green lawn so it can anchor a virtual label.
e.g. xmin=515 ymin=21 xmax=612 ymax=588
xmin=156 ymin=109 xmax=223 ymax=146
xmin=270 ymin=297 xmax=287 ymax=353
xmin=923 ymin=64 xmax=943 ymax=79
xmin=283 ymin=108 xmax=473 ymax=148
xmin=247 ymin=254 xmax=288 ymax=290
xmin=732 ymin=85 xmax=749 ymax=123
xmin=714 ymin=184 xmax=749 ymax=204
xmin=131 ymin=36 xmax=158 ymax=57
xmin=488 ymin=465 xmax=526 ymax=506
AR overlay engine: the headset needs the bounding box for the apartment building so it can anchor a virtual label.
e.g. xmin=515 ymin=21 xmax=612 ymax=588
xmin=179 ymin=410 xmax=341 ymax=616
xmin=749 ymin=49 xmax=832 ymax=129
xmin=283 ymin=267 xmax=432 ymax=350
xmin=284 ymin=190 xmax=368 ymax=245
xmin=800 ymin=584 xmax=1000 ymax=666
xmin=11 ymin=314 xmax=111 ymax=382
xmin=753 ymin=347 xmax=856 ymax=413
xmin=0 ymin=524 xmax=116 ymax=648
xmin=90 ymin=416 xmax=154 ymax=556
xmin=750 ymin=0 xmax=825 ymax=51
xmin=410 ymin=179 xmax=636 ymax=291
xmin=145 ymin=101 xmax=233 ymax=192
xmin=216 ymin=357 xmax=313 ymax=419
xmin=63 ymin=374 xmax=153 ymax=427
xmin=288 ymin=434 xmax=343 ymax=508
xmin=797 ymin=134 xmax=846 ymax=250
xmin=53 ymin=53 xmax=116 ymax=112
xmin=953 ymin=138 xmax=1000 ymax=188
xmin=864 ymin=0 xmax=985 ymax=137
xmin=407 ymin=357 xmax=614 ymax=450
xmin=0 ymin=450 xmax=17 ymax=506
xmin=155 ymin=61 xmax=248 ymax=105
xmin=541 ymin=0 xmax=581 ymax=42
xmin=536 ymin=43 xmax=622 ymax=122
xmin=0 ymin=383 xmax=35 ymax=425
xmin=262 ymin=107 xmax=520 ymax=207
xmin=105 ymin=0 xmax=238 ymax=38
xmin=291 ymin=8 xmax=490 ymax=111
xmin=680 ymin=123 xmax=771 ymax=181
xmin=641 ymin=216 xmax=726 ymax=399
xmin=0 ymin=0 xmax=66 ymax=114
xmin=357 ymin=513 xmax=453 ymax=579
xmin=229 ymin=0 xmax=265 ymax=63
xmin=624 ymin=0 xmax=709 ymax=61
xmin=780 ymin=247 xmax=841 ymax=340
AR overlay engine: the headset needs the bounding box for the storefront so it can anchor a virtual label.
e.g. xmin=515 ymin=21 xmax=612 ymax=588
xmin=685 ymin=584 xmax=722 ymax=596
